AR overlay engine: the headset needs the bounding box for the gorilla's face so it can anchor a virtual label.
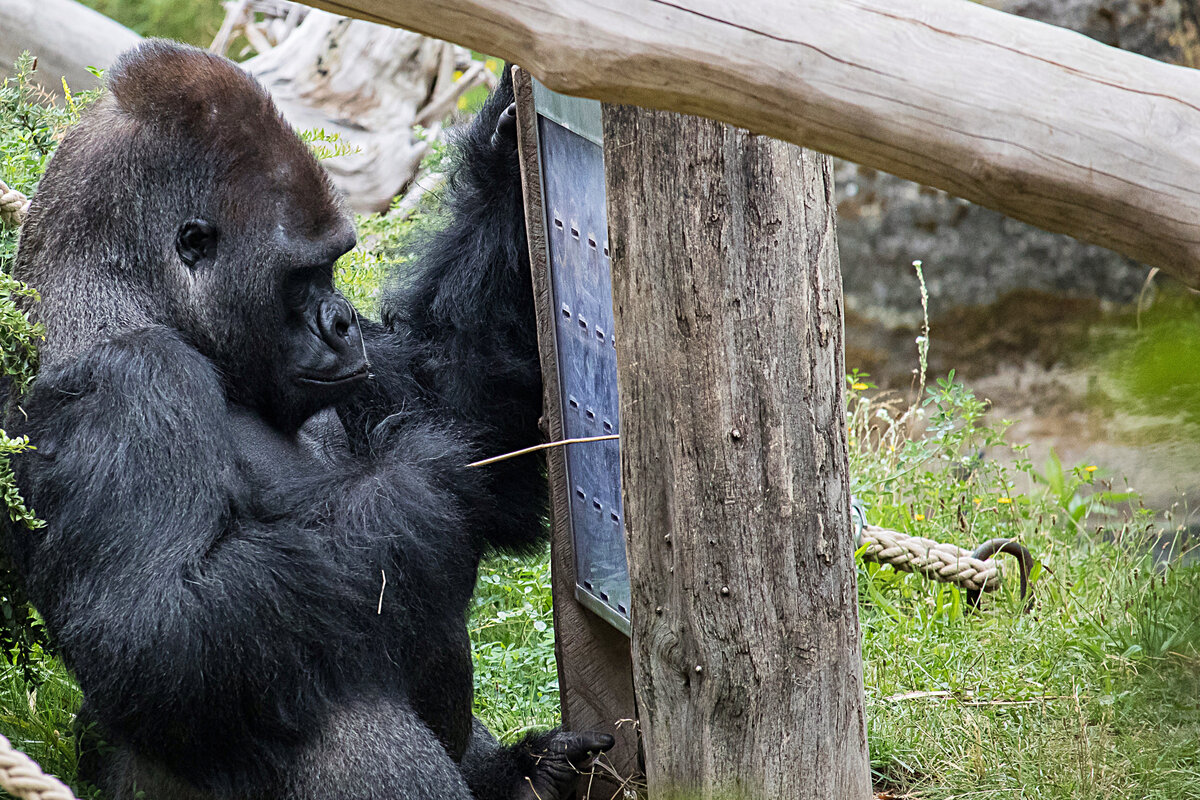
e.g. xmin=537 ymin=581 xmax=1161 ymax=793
xmin=11 ymin=37 xmax=370 ymax=434
xmin=171 ymin=200 xmax=365 ymax=432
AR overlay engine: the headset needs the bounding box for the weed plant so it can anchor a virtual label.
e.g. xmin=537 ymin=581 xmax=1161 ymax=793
xmin=76 ymin=0 xmax=224 ymax=48
xmin=848 ymin=371 xmax=1199 ymax=798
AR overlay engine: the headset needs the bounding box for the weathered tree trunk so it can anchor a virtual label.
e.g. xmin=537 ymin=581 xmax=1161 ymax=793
xmin=838 ymin=0 xmax=1200 ymax=318
xmin=604 ymin=108 xmax=871 ymax=798
xmin=0 ymin=0 xmax=140 ymax=94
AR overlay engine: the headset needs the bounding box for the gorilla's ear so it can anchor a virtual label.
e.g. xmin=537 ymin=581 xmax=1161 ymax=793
xmin=176 ymin=219 xmax=219 ymax=267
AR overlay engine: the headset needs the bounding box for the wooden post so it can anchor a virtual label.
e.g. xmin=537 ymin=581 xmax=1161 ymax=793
xmin=604 ymin=108 xmax=871 ymax=797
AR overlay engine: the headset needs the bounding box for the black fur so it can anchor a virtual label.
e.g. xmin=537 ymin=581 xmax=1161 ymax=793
xmin=5 ymin=40 xmax=610 ymax=800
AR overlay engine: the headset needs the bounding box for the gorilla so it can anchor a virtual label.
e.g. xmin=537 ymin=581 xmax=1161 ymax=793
xmin=4 ymin=39 xmax=611 ymax=800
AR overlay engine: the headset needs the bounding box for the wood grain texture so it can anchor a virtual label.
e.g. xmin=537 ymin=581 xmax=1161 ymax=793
xmin=604 ymin=107 xmax=871 ymax=798
xmin=303 ymin=0 xmax=1200 ymax=284
xmin=512 ymin=68 xmax=640 ymax=797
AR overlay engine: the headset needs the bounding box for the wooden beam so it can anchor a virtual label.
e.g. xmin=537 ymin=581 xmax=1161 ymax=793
xmin=303 ymin=0 xmax=1200 ymax=284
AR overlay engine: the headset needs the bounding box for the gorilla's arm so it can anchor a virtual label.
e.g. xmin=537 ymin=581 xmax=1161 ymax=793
xmin=339 ymin=68 xmax=546 ymax=553
xmin=380 ymin=67 xmax=536 ymax=441
xmin=8 ymin=328 xmax=480 ymax=793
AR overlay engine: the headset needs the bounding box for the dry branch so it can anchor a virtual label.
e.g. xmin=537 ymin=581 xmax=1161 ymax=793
xmin=303 ymin=0 xmax=1200 ymax=284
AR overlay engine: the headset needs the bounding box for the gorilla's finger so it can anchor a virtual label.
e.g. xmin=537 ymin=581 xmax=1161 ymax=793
xmin=549 ymin=731 xmax=616 ymax=765
xmin=491 ymin=103 xmax=518 ymax=150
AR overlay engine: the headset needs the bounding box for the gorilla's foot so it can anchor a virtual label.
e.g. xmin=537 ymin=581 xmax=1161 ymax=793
xmin=519 ymin=730 xmax=614 ymax=800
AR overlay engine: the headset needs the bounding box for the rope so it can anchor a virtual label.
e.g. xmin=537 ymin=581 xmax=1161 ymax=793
xmin=858 ymin=524 xmax=1002 ymax=592
xmin=849 ymin=498 xmax=1035 ymax=606
xmin=0 ymin=180 xmax=31 ymax=229
xmin=0 ymin=734 xmax=77 ymax=800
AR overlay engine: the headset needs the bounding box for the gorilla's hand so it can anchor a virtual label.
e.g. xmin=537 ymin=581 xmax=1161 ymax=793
xmin=490 ymin=102 xmax=518 ymax=152
xmin=519 ymin=730 xmax=615 ymax=800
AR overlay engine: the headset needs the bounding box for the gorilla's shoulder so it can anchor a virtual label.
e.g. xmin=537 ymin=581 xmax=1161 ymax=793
xmin=32 ymin=326 xmax=222 ymax=411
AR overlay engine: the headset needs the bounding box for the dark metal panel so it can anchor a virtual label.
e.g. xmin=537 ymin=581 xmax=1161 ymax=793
xmin=537 ymin=114 xmax=630 ymax=635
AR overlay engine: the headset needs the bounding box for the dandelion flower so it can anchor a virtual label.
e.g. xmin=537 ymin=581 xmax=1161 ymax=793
xmin=1085 ymin=465 xmax=1098 ymax=473
xmin=998 ymin=497 xmax=1013 ymax=504
xmin=914 ymin=513 xmax=925 ymax=521
xmin=852 ymin=382 xmax=868 ymax=391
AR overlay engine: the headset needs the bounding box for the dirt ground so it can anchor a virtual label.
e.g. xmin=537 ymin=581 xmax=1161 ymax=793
xmin=845 ymin=289 xmax=1200 ymax=531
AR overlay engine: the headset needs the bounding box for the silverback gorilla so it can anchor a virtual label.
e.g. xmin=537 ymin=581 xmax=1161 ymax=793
xmin=4 ymin=40 xmax=611 ymax=799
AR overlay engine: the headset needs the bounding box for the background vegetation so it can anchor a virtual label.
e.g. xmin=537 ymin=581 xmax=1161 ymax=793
xmin=0 ymin=46 xmax=1197 ymax=800
xmin=76 ymin=0 xmax=224 ymax=48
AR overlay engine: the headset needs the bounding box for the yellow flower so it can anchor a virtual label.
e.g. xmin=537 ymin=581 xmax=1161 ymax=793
xmin=1085 ymin=465 xmax=1098 ymax=473
xmin=486 ymin=59 xmax=499 ymax=72
xmin=852 ymin=382 xmax=868 ymax=391
xmin=997 ymin=497 xmax=1013 ymax=504
xmin=914 ymin=513 xmax=925 ymax=522
xmin=453 ymin=69 xmax=464 ymax=81
xmin=848 ymin=438 xmax=856 ymax=448
xmin=973 ymin=497 xmax=982 ymax=505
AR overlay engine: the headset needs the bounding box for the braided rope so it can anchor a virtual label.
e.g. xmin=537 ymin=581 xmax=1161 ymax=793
xmin=0 ymin=734 xmax=76 ymax=800
xmin=858 ymin=524 xmax=1002 ymax=592
xmin=0 ymin=180 xmax=31 ymax=229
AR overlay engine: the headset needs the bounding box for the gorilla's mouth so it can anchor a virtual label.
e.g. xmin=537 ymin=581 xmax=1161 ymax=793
xmin=296 ymin=367 xmax=369 ymax=387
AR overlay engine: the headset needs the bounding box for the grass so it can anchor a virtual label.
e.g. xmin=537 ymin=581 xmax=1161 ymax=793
xmin=470 ymin=552 xmax=560 ymax=740
xmin=75 ymin=0 xmax=225 ymax=48
xmin=845 ymin=323 xmax=1199 ymax=798
xmin=2 ymin=370 xmax=1194 ymax=800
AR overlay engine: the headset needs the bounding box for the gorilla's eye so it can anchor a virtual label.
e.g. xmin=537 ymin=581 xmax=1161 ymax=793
xmin=176 ymin=219 xmax=219 ymax=267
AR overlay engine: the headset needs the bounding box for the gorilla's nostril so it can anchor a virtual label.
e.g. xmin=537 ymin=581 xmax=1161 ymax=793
xmin=319 ymin=297 xmax=356 ymax=349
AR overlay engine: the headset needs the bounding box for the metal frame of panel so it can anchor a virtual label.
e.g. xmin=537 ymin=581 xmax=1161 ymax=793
xmin=514 ymin=68 xmax=639 ymax=793
xmin=531 ymin=79 xmax=630 ymax=636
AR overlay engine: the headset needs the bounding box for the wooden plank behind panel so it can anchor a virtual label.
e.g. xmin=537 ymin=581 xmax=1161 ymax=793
xmin=511 ymin=66 xmax=640 ymax=797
